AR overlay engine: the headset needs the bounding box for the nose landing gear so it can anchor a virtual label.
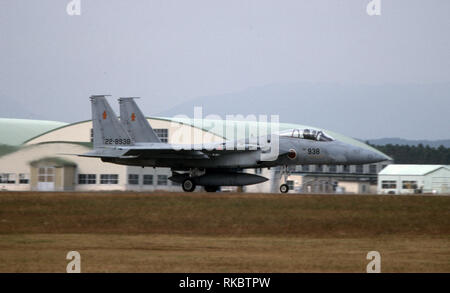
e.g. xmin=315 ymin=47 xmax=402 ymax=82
xmin=280 ymin=184 xmax=289 ymax=193
xmin=279 ymin=165 xmax=291 ymax=193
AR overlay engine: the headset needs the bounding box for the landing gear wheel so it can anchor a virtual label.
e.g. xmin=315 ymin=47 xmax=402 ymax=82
xmin=280 ymin=184 xmax=289 ymax=193
xmin=182 ymin=179 xmax=196 ymax=192
xmin=205 ymin=186 xmax=219 ymax=192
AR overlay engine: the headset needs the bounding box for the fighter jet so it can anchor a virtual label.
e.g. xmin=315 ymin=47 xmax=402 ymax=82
xmin=80 ymin=95 xmax=390 ymax=193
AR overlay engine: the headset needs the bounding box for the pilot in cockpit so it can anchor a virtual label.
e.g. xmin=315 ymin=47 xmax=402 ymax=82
xmin=280 ymin=128 xmax=334 ymax=142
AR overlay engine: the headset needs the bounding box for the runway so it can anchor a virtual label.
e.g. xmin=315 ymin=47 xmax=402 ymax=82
xmin=0 ymin=191 xmax=449 ymax=272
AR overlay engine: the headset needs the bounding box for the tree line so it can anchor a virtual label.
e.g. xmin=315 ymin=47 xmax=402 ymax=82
xmin=369 ymin=143 xmax=450 ymax=164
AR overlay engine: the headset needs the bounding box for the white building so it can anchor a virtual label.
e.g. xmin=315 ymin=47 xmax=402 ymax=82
xmin=0 ymin=117 xmax=222 ymax=192
xmin=378 ymin=165 xmax=450 ymax=194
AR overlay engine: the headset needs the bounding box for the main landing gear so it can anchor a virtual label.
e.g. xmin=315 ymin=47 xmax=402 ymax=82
xmin=279 ymin=165 xmax=291 ymax=193
xmin=180 ymin=168 xmax=204 ymax=192
xmin=182 ymin=178 xmax=196 ymax=192
xmin=182 ymin=180 xmax=219 ymax=192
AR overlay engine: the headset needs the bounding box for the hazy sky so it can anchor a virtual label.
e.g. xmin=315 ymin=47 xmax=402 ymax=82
xmin=0 ymin=0 xmax=449 ymax=139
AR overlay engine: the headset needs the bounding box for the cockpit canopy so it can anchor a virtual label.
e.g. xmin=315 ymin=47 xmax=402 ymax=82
xmin=279 ymin=128 xmax=334 ymax=142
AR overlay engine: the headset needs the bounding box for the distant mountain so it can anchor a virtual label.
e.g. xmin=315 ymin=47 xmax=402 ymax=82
xmin=0 ymin=95 xmax=44 ymax=120
xmin=157 ymin=82 xmax=450 ymax=141
xmin=366 ymin=138 xmax=450 ymax=148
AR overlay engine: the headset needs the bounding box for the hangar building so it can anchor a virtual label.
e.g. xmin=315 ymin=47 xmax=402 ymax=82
xmin=378 ymin=165 xmax=450 ymax=194
xmin=0 ymin=117 xmax=390 ymax=193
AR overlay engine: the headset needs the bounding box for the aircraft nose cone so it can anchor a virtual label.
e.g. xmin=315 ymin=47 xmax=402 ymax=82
xmin=365 ymin=149 xmax=391 ymax=163
xmin=344 ymin=144 xmax=391 ymax=164
xmin=376 ymin=151 xmax=392 ymax=162
xmin=332 ymin=141 xmax=391 ymax=164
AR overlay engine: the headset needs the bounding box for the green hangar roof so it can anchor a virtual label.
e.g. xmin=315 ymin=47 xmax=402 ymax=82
xmin=0 ymin=118 xmax=67 ymax=146
xmin=0 ymin=116 xmax=387 ymax=160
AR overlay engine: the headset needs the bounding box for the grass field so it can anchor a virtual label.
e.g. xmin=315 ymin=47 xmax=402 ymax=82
xmin=0 ymin=192 xmax=449 ymax=272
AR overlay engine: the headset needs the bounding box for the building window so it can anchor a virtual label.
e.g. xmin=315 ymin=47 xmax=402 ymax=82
xmin=19 ymin=173 xmax=29 ymax=184
xmin=343 ymin=165 xmax=350 ymax=173
xmin=128 ymin=174 xmax=139 ymax=185
xmin=143 ymin=175 xmax=153 ymax=185
xmin=315 ymin=165 xmax=323 ymax=172
xmin=302 ymin=165 xmax=310 ymax=172
xmin=286 ymin=180 xmax=294 ymax=191
xmin=0 ymin=173 xmax=16 ymax=184
xmin=100 ymin=174 xmax=119 ymax=184
xmin=369 ymin=164 xmax=377 ymax=174
xmin=381 ymin=180 xmax=396 ymax=189
xmin=157 ymin=175 xmax=168 ymax=185
xmin=38 ymin=167 xmax=54 ymax=183
xmin=90 ymin=128 xmax=94 ymax=143
xmin=402 ymin=181 xmax=418 ymax=189
xmin=355 ymin=165 xmax=363 ymax=173
xmin=78 ymin=174 xmax=96 ymax=184
xmin=329 ymin=165 xmax=337 ymax=173
xmin=154 ymin=129 xmax=169 ymax=143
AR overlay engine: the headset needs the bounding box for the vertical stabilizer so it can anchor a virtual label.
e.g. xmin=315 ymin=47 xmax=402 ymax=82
xmin=119 ymin=97 xmax=161 ymax=143
xmin=91 ymin=95 xmax=134 ymax=148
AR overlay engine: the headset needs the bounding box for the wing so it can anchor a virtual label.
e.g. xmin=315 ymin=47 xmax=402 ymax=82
xmin=79 ymin=142 xmax=262 ymax=160
xmin=122 ymin=142 xmax=261 ymax=159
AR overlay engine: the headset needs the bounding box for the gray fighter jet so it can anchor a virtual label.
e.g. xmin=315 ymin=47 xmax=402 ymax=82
xmin=80 ymin=95 xmax=390 ymax=193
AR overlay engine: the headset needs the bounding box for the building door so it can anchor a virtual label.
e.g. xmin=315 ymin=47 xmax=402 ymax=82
xmin=431 ymin=177 xmax=449 ymax=193
xmin=37 ymin=167 xmax=55 ymax=191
